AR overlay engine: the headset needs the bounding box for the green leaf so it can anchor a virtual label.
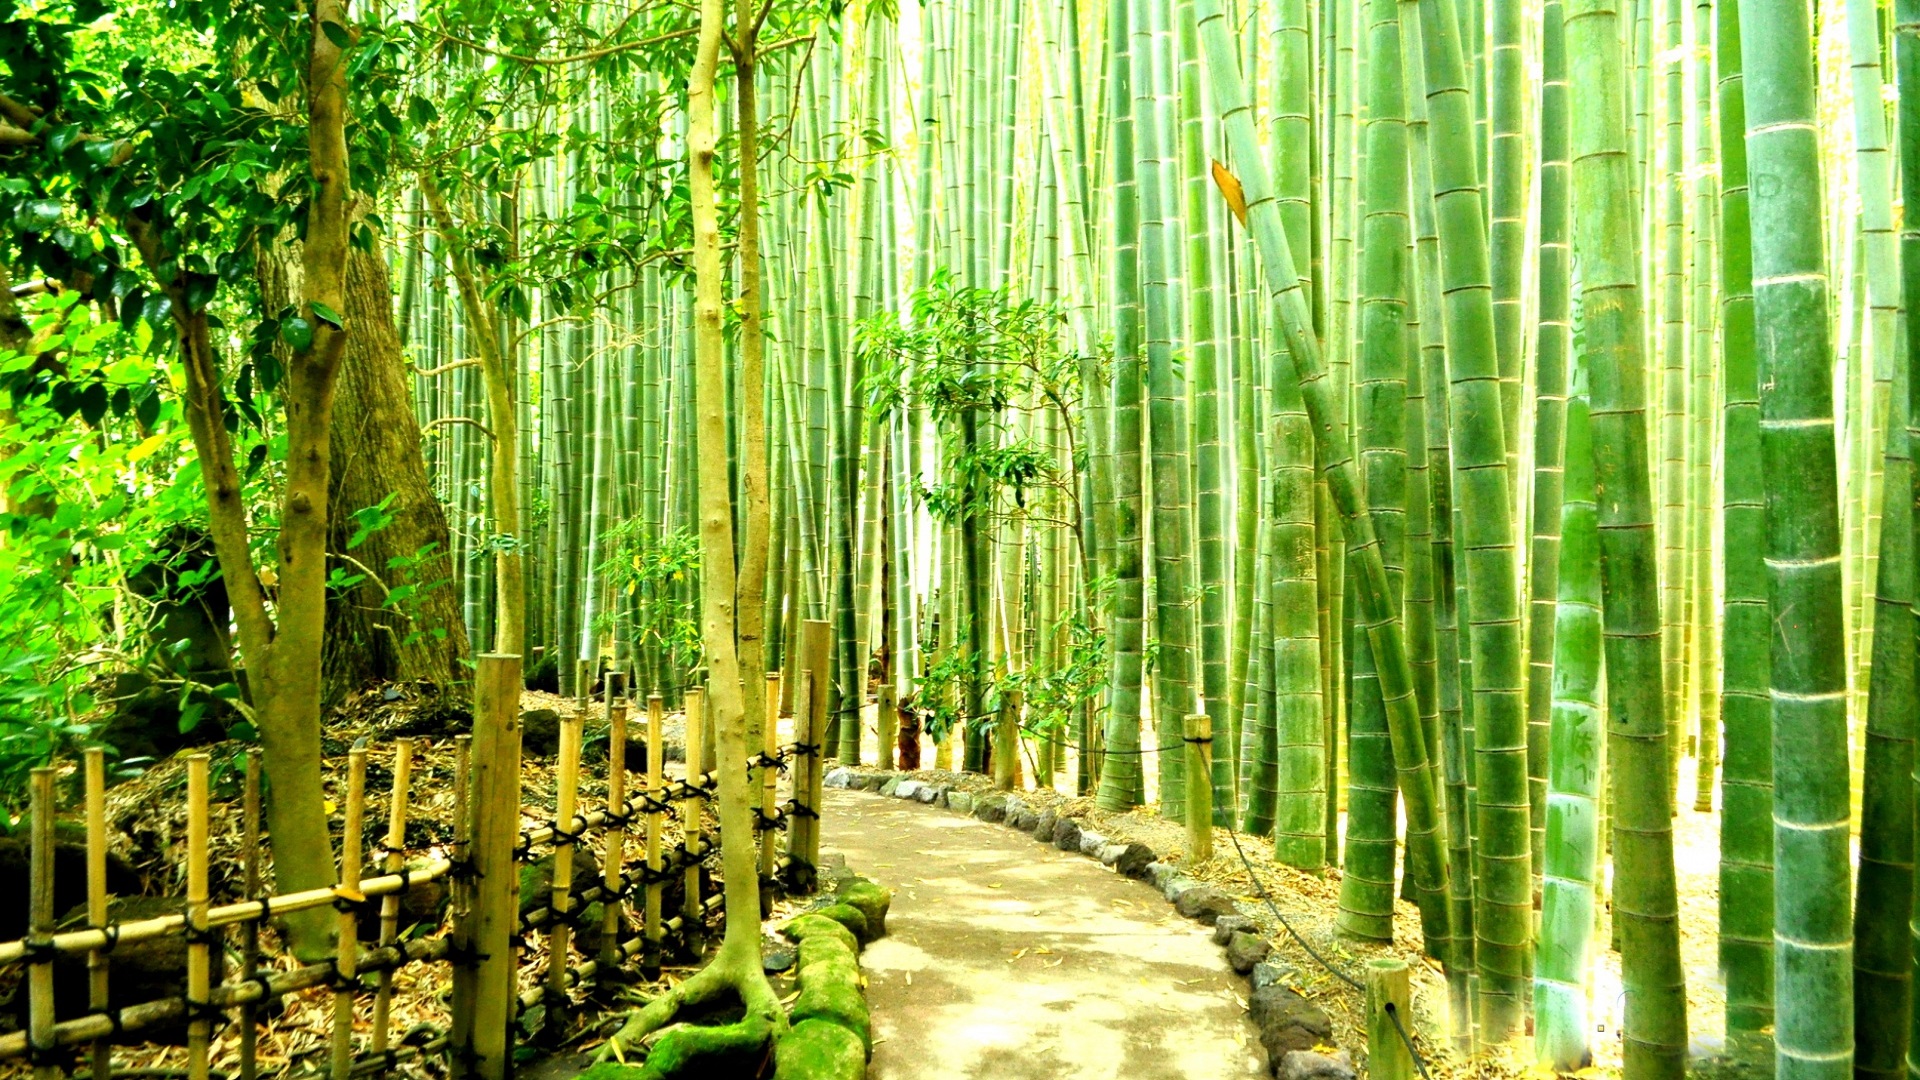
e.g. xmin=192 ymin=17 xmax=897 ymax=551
xmin=321 ymin=20 xmax=352 ymax=48
xmin=280 ymin=316 xmax=314 ymax=352
xmin=310 ymin=301 xmax=343 ymax=329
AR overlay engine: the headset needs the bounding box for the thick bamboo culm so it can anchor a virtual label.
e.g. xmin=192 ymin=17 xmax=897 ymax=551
xmin=760 ymin=672 xmax=782 ymax=887
xmin=83 ymin=750 xmax=110 ymax=1080
xmin=601 ymin=673 xmax=630 ymax=970
xmin=546 ymin=709 xmax=583 ymax=1012
xmin=238 ymin=750 xmax=262 ymax=1080
xmin=29 ymin=768 xmax=56 ymax=1080
xmin=643 ymin=693 xmax=665 ymax=973
xmin=681 ymin=687 xmax=706 ymax=940
xmin=330 ymin=747 xmax=366 ymax=1080
xmin=371 ymin=738 xmax=415 ymax=1058
xmin=459 ymin=653 xmax=522 ymax=1080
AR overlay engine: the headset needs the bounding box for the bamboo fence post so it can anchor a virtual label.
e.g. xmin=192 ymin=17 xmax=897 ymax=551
xmin=760 ymin=672 xmax=782 ymax=894
xmin=681 ymin=686 xmax=706 ymax=948
xmin=239 ymin=749 xmax=263 ymax=1080
xmin=459 ymin=655 xmax=521 ymax=1080
xmin=600 ymin=675 xmax=629 ymax=972
xmin=545 ymin=709 xmax=582 ymax=1021
xmin=83 ymin=748 xmax=111 ymax=1080
xmin=27 ymin=767 xmax=56 ymax=1080
xmin=878 ymin=681 xmax=898 ymax=771
xmin=799 ymin=668 xmax=827 ymax=886
xmin=1184 ymin=714 xmax=1213 ymax=864
xmin=1366 ymin=957 xmax=1413 ymax=1080
xmin=331 ymin=747 xmax=367 ymax=1080
xmin=643 ymin=692 xmax=665 ymax=976
xmin=786 ymin=669 xmax=817 ymax=889
xmin=447 ymin=734 xmax=474 ymax=1068
xmin=185 ymin=755 xmax=212 ymax=1080
xmin=372 ymin=739 xmax=415 ymax=1058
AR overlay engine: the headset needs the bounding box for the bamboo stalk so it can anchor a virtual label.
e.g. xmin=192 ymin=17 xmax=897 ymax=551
xmin=546 ymin=709 xmax=582 ymax=1011
xmin=238 ymin=750 xmax=262 ymax=1080
xmin=1184 ymin=715 xmax=1213 ymax=864
xmin=644 ymin=693 xmax=665 ymax=974
xmin=446 ymin=733 xmax=473 ymax=1062
xmin=682 ymin=686 xmax=706 ymax=942
xmin=371 ymin=739 xmax=415 ymax=1057
xmin=459 ymin=655 xmax=522 ymax=1080
xmin=601 ymin=677 xmax=629 ymax=971
xmin=760 ymin=672 xmax=782 ymax=887
xmin=184 ymin=756 xmax=211 ymax=1080
xmin=84 ymin=749 xmax=112 ymax=1080
xmin=330 ymin=748 xmax=366 ymax=1080
xmin=27 ymin=767 xmax=56 ymax=1080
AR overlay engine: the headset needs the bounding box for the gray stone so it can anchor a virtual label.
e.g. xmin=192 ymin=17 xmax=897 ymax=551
xmin=1078 ymin=830 xmax=1109 ymax=856
xmin=879 ymin=777 xmax=903 ymax=797
xmin=1226 ymin=931 xmax=1272 ymax=974
xmin=762 ymin=946 xmax=796 ymax=973
xmin=819 ymin=852 xmax=847 ymax=871
xmin=1096 ymin=842 xmax=1127 ymax=866
xmin=1174 ymin=885 xmax=1240 ymax=924
xmin=947 ymin=791 xmax=975 ymax=814
xmin=1146 ymin=862 xmax=1178 ymax=891
xmin=914 ymin=783 xmax=941 ymax=804
xmin=1052 ymin=817 xmax=1083 ymax=851
xmin=1003 ymin=796 xmax=1030 ymax=820
xmin=1114 ymin=843 xmax=1156 ymax=878
xmin=1279 ymin=1050 xmax=1355 ymax=1080
xmin=1249 ymin=961 xmax=1295 ymax=991
xmin=824 ymin=767 xmax=856 ymax=790
xmin=1162 ymin=876 xmax=1201 ymax=903
xmin=1033 ymin=808 xmax=1059 ymax=840
xmin=896 ymin=779 xmax=925 ymax=800
xmin=1008 ymin=808 xmax=1039 ymax=832
xmin=1212 ymin=914 xmax=1257 ymax=946
xmin=973 ymin=794 xmax=1010 ymax=823
xmin=1249 ymin=985 xmax=1334 ymax=1073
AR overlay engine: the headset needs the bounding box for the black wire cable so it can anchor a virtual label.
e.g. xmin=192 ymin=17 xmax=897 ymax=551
xmin=1222 ymin=824 xmax=1433 ymax=1080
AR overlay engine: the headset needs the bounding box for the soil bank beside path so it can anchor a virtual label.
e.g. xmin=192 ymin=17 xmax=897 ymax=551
xmin=821 ymin=788 xmax=1265 ymax=1079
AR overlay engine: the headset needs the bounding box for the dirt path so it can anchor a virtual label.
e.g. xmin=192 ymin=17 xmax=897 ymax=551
xmin=821 ymin=789 xmax=1265 ymax=1079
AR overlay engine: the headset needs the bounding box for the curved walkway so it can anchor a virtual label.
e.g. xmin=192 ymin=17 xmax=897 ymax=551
xmin=821 ymin=789 xmax=1264 ymax=1079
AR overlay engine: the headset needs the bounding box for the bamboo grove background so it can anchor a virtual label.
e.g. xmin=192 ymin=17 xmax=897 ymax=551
xmin=389 ymin=0 xmax=1920 ymax=1071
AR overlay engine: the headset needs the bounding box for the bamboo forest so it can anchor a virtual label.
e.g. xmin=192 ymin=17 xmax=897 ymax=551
xmin=6 ymin=0 xmax=1920 ymax=1076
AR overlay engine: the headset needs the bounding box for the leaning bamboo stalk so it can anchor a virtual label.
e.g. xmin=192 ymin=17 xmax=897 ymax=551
xmin=644 ymin=693 xmax=665 ymax=973
xmin=84 ymin=749 xmax=112 ymax=1080
xmin=760 ymin=672 xmax=782 ymax=888
xmin=682 ymin=687 xmax=706 ymax=939
xmin=600 ymin=678 xmax=629 ymax=971
xmin=371 ymin=739 xmax=415 ymax=1058
xmin=331 ymin=748 xmax=366 ymax=1080
xmin=186 ymin=755 xmax=212 ymax=1080
xmin=547 ymin=711 xmax=583 ymax=1006
xmin=27 ymin=768 xmax=55 ymax=1080
xmin=239 ymin=749 xmax=262 ymax=1080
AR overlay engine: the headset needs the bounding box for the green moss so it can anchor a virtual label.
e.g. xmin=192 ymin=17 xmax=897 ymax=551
xmin=812 ymin=903 xmax=871 ymax=943
xmin=834 ymin=881 xmax=891 ymax=941
xmin=781 ymin=913 xmax=859 ymax=954
xmin=572 ymin=1064 xmax=648 ymax=1080
xmin=634 ymin=1011 xmax=774 ymax=1078
xmin=791 ymin=965 xmax=870 ymax=1052
xmin=773 ymin=1018 xmax=867 ymax=1079
xmin=797 ymin=933 xmax=856 ymax=972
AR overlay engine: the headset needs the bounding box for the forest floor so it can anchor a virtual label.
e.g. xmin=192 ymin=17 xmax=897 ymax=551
xmin=821 ymin=788 xmax=1266 ymax=1079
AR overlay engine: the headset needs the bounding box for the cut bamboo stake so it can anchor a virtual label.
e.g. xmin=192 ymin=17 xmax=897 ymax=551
xmin=789 ymin=668 xmax=821 ymax=890
xmin=601 ymin=675 xmax=629 ymax=971
xmin=27 ymin=767 xmax=55 ymax=1080
xmin=459 ymin=655 xmax=522 ymax=1080
xmin=681 ymin=686 xmax=706 ymax=945
xmin=546 ymin=709 xmax=582 ymax=1017
xmin=803 ymin=668 xmax=827 ymax=881
xmin=1184 ymin=715 xmax=1213 ymax=864
xmin=239 ymin=749 xmax=262 ymax=1080
xmin=330 ymin=747 xmax=366 ymax=1080
xmin=760 ymin=672 xmax=782 ymax=892
xmin=643 ymin=693 xmax=665 ymax=976
xmin=447 ymin=734 xmax=473 ymax=1063
xmin=372 ymin=739 xmax=415 ymax=1057
xmin=186 ymin=755 xmax=212 ymax=1080
xmin=84 ymin=749 xmax=111 ymax=1080
xmin=1366 ymin=958 xmax=1413 ymax=1080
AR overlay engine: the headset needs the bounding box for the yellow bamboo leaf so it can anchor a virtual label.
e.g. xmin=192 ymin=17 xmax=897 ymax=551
xmin=1212 ymin=160 xmax=1250 ymax=227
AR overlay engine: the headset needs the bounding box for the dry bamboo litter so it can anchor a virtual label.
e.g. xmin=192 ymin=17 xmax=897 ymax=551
xmin=0 ymin=660 xmax=815 ymax=1080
